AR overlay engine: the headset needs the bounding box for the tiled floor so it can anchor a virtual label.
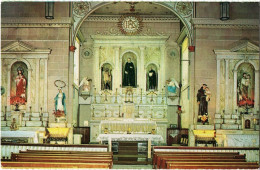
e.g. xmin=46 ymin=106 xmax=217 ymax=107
xmin=112 ymin=165 xmax=153 ymax=169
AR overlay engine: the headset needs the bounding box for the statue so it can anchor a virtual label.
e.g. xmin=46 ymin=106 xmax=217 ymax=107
xmin=103 ymin=68 xmax=112 ymax=90
xmin=15 ymin=67 xmax=27 ymax=99
xmin=166 ymin=78 xmax=179 ymax=94
xmin=123 ymin=58 xmax=135 ymax=87
xmin=54 ymin=88 xmax=66 ymax=117
xmin=197 ymin=84 xmax=210 ymax=116
xmin=148 ymin=67 xmax=157 ymax=90
xmin=79 ymin=77 xmax=92 ymax=93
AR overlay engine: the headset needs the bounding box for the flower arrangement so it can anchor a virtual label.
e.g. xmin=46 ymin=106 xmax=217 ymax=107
xmin=201 ymin=115 xmax=208 ymax=124
xmin=10 ymin=96 xmax=26 ymax=111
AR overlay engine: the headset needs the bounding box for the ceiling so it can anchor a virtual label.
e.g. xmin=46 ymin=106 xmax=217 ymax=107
xmin=92 ymin=2 xmax=177 ymax=16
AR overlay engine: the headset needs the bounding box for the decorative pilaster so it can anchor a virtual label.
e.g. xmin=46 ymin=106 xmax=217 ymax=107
xmin=114 ymin=46 xmax=120 ymax=90
xmin=139 ymin=46 xmax=145 ymax=90
xmin=6 ymin=69 xmax=11 ymax=111
xmin=160 ymin=45 xmax=166 ymax=91
xmin=216 ymin=59 xmax=221 ymax=114
xmin=93 ymin=46 xmax=100 ymax=91
xmin=44 ymin=59 xmax=48 ymax=112
xmin=35 ymin=58 xmax=40 ymax=112
xmin=225 ymin=59 xmax=229 ymax=113
xmin=233 ymin=70 xmax=238 ymax=113
xmin=254 ymin=70 xmax=259 ymax=113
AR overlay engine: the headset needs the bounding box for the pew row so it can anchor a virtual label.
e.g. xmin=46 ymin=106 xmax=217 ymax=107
xmin=1 ymin=162 xmax=110 ymax=169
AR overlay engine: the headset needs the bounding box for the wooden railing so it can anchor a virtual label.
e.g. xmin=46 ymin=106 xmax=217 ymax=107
xmin=1 ymin=143 xmax=108 ymax=159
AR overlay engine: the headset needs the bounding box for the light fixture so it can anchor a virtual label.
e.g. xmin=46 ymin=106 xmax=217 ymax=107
xmin=220 ymin=2 xmax=230 ymax=21
xmin=45 ymin=2 xmax=54 ymax=19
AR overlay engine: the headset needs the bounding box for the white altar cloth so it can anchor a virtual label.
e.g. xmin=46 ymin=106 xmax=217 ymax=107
xmin=97 ymin=134 xmax=163 ymax=142
xmin=1 ymin=131 xmax=38 ymax=143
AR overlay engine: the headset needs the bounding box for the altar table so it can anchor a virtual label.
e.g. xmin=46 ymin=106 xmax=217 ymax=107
xmin=1 ymin=131 xmax=39 ymax=143
xmin=97 ymin=134 xmax=163 ymax=158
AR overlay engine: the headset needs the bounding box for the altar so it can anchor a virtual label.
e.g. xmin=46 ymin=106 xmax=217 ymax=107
xmin=97 ymin=133 xmax=163 ymax=158
xmin=1 ymin=131 xmax=39 ymax=143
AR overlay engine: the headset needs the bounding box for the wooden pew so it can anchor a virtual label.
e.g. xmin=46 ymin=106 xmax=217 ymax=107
xmin=10 ymin=150 xmax=114 ymax=169
xmin=153 ymin=151 xmax=239 ymax=168
xmin=167 ymin=164 xmax=260 ymax=169
xmin=156 ymin=154 xmax=246 ymax=169
xmin=166 ymin=161 xmax=259 ymax=169
xmin=1 ymin=161 xmax=110 ymax=169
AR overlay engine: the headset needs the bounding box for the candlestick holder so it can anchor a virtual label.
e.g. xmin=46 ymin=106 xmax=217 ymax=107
xmin=140 ymin=88 xmax=143 ymax=104
xmin=119 ymin=105 xmax=121 ymax=117
xmin=115 ymin=88 xmax=118 ymax=104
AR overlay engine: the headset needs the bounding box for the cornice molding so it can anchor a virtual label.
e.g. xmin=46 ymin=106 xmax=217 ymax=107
xmin=85 ymin=15 xmax=180 ymax=23
xmin=1 ymin=17 xmax=73 ymax=28
xmin=192 ymin=18 xmax=258 ymax=29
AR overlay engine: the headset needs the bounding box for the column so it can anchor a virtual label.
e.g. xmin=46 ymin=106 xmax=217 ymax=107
xmin=224 ymin=59 xmax=229 ymax=114
xmin=233 ymin=70 xmax=238 ymax=113
xmin=254 ymin=70 xmax=259 ymax=114
xmin=35 ymin=58 xmax=40 ymax=112
xmin=93 ymin=46 xmax=100 ymax=91
xmin=139 ymin=46 xmax=145 ymax=90
xmin=27 ymin=69 xmax=32 ymax=112
xmin=216 ymin=59 xmax=221 ymax=114
xmin=114 ymin=46 xmax=120 ymax=90
xmin=160 ymin=45 xmax=166 ymax=91
xmin=6 ymin=69 xmax=11 ymax=111
xmin=44 ymin=59 xmax=48 ymax=112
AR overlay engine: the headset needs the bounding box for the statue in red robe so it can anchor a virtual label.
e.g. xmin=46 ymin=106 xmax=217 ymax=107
xmin=15 ymin=67 xmax=27 ymax=99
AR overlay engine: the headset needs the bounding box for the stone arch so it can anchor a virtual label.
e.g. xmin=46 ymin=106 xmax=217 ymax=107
xmin=72 ymin=2 xmax=193 ymax=46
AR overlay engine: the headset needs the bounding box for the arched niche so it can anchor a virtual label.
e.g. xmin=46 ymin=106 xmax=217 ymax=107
xmin=122 ymin=52 xmax=137 ymax=88
xmin=146 ymin=63 xmax=159 ymax=91
xmin=101 ymin=63 xmax=113 ymax=90
xmin=10 ymin=61 xmax=28 ymax=103
xmin=236 ymin=63 xmax=255 ymax=112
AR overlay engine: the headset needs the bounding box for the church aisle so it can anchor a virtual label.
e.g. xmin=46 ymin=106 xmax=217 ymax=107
xmin=112 ymin=165 xmax=153 ymax=169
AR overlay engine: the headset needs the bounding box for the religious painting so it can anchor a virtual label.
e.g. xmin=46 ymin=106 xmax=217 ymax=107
xmin=237 ymin=63 xmax=255 ymax=109
xmin=10 ymin=62 xmax=28 ymax=106
xmin=146 ymin=64 xmax=158 ymax=91
xmin=101 ymin=63 xmax=113 ymax=90
xmin=122 ymin=52 xmax=137 ymax=87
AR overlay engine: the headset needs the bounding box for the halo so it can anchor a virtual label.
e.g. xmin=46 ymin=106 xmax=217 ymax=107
xmin=54 ymin=80 xmax=66 ymax=89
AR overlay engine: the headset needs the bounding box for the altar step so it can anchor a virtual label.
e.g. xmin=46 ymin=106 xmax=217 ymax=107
xmin=214 ymin=114 xmax=242 ymax=130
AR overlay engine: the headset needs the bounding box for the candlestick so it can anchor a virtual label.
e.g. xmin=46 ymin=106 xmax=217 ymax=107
xmin=119 ymin=105 xmax=121 ymax=117
xmin=4 ymin=106 xmax=7 ymax=121
xmin=161 ymin=88 xmax=165 ymax=104
xmin=115 ymin=88 xmax=118 ymax=103
xmin=140 ymin=88 xmax=143 ymax=104
xmin=30 ymin=106 xmax=32 ymax=113
xmin=94 ymin=88 xmax=97 ymax=103
xmin=92 ymin=107 xmax=95 ymax=117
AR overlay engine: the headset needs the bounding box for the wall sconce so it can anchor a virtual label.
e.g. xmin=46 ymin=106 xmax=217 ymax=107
xmin=45 ymin=2 xmax=54 ymax=19
xmin=220 ymin=2 xmax=230 ymax=21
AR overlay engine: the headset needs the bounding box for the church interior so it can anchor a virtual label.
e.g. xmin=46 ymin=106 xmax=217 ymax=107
xmin=1 ymin=1 xmax=259 ymax=169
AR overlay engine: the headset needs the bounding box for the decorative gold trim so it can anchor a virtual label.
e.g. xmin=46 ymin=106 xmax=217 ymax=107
xmin=118 ymin=14 xmax=144 ymax=36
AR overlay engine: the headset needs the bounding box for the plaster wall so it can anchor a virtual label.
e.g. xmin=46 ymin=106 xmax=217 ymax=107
xmin=196 ymin=2 xmax=259 ymax=19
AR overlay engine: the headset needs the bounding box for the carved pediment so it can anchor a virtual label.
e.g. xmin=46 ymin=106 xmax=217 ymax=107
xmin=1 ymin=41 xmax=34 ymax=52
xmin=230 ymin=40 xmax=259 ymax=53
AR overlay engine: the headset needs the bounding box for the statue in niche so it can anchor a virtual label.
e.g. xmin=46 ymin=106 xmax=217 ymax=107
xmin=166 ymin=78 xmax=179 ymax=94
xmin=15 ymin=67 xmax=27 ymax=99
xmin=197 ymin=84 xmax=210 ymax=117
xmin=101 ymin=64 xmax=112 ymax=90
xmin=148 ymin=67 xmax=157 ymax=90
xmin=238 ymin=73 xmax=254 ymax=107
xmin=237 ymin=63 xmax=255 ymax=110
xmin=79 ymin=77 xmax=92 ymax=94
xmin=10 ymin=64 xmax=27 ymax=110
xmin=123 ymin=58 xmax=135 ymax=87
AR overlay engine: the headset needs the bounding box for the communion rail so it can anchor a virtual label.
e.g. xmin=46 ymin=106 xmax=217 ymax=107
xmin=1 ymin=143 xmax=108 ymax=160
xmin=153 ymin=146 xmax=259 ymax=162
